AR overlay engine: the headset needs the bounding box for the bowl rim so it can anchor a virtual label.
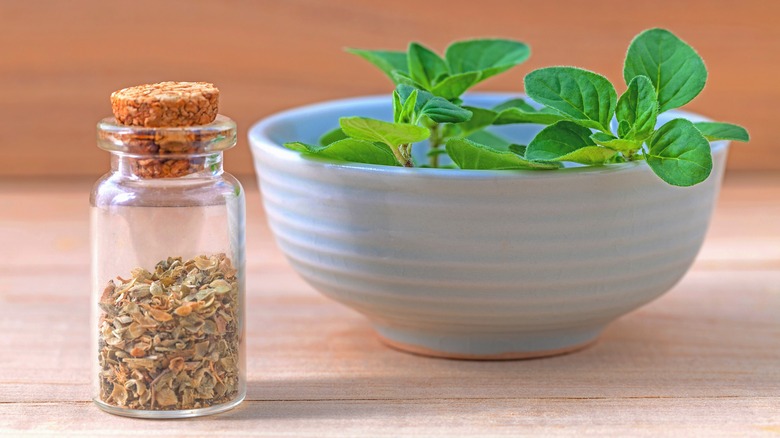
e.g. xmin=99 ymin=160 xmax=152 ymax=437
xmin=248 ymin=92 xmax=728 ymax=180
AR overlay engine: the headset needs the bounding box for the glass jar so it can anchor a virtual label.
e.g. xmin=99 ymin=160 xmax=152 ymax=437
xmin=91 ymin=115 xmax=245 ymax=418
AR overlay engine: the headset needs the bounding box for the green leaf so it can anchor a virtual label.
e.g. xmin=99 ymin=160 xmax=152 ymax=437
xmin=445 ymin=39 xmax=530 ymax=81
xmin=526 ymin=121 xmax=617 ymax=164
xmin=420 ymin=98 xmax=472 ymax=124
xmin=396 ymin=85 xmax=471 ymax=123
xmin=448 ymin=106 xmax=498 ymax=136
xmin=493 ymin=98 xmax=537 ymax=113
xmin=391 ymin=71 xmax=423 ymax=88
xmin=693 ymin=122 xmax=750 ymax=142
xmin=616 ymin=75 xmax=658 ymax=141
xmin=446 ymin=138 xmax=558 ymax=170
xmin=508 ymin=143 xmax=560 ymax=167
xmin=492 ymin=98 xmax=567 ymax=126
xmin=590 ymin=132 xmax=642 ymax=153
xmin=399 ymin=89 xmax=418 ymax=123
xmin=430 ymin=72 xmax=480 ymax=100
xmin=284 ymin=141 xmax=321 ymax=153
xmin=392 ymin=90 xmax=402 ymax=122
xmin=466 ymin=130 xmax=512 ymax=150
xmin=396 ymin=84 xmax=424 ymax=109
xmin=339 ymin=116 xmax=429 ymax=147
xmin=494 ymin=108 xmax=568 ymax=125
xmin=623 ymin=28 xmax=707 ymax=112
xmin=618 ymin=120 xmax=632 ymax=138
xmin=346 ymin=49 xmax=408 ymax=83
xmin=508 ymin=144 xmax=527 ymax=156
xmin=646 ymin=118 xmax=712 ymax=186
xmin=284 ymin=139 xmax=399 ymax=166
xmin=524 ymin=67 xmax=617 ymax=132
xmin=407 ymin=43 xmax=448 ymax=90
xmin=319 ymin=127 xmax=348 ymax=146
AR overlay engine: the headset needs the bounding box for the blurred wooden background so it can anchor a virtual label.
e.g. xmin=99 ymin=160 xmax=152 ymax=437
xmin=0 ymin=0 xmax=777 ymax=178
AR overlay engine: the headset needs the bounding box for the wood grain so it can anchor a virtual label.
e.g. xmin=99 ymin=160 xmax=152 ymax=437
xmin=0 ymin=0 xmax=778 ymax=178
xmin=2 ymin=399 xmax=779 ymax=437
xmin=0 ymin=173 xmax=778 ymax=434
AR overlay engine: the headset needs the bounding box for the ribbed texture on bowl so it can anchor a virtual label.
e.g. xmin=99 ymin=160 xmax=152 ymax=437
xmin=249 ymin=94 xmax=728 ymax=358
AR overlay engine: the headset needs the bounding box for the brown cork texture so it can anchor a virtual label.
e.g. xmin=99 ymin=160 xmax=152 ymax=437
xmin=111 ymin=82 xmax=219 ymax=128
xmin=109 ymin=82 xmax=220 ymax=178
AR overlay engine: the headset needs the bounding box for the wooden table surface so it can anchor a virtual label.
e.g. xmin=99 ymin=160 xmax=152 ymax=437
xmin=0 ymin=173 xmax=778 ymax=436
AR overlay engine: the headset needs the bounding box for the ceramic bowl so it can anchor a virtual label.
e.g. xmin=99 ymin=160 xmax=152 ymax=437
xmin=248 ymin=93 xmax=728 ymax=359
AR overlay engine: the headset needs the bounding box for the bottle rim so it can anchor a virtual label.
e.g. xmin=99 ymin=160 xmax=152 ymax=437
xmin=97 ymin=115 xmax=237 ymax=154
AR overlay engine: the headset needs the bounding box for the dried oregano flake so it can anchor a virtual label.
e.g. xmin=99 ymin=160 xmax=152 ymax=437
xmin=98 ymin=253 xmax=240 ymax=410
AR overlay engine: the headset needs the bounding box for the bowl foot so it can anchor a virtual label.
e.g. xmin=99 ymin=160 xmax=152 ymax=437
xmin=374 ymin=325 xmax=602 ymax=360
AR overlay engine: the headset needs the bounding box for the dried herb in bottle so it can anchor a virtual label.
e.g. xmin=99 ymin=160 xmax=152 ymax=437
xmin=92 ymin=82 xmax=245 ymax=418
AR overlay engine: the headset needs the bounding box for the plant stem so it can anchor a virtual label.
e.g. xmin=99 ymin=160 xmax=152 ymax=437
xmin=428 ymin=123 xmax=441 ymax=168
xmin=390 ymin=145 xmax=409 ymax=167
xmin=394 ymin=144 xmax=414 ymax=167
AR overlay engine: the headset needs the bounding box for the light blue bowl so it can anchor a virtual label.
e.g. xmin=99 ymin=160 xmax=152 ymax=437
xmin=249 ymin=93 xmax=728 ymax=359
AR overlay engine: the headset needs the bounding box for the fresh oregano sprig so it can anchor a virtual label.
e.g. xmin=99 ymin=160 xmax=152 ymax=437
xmin=286 ymin=38 xmax=531 ymax=167
xmin=451 ymin=28 xmax=749 ymax=186
xmin=284 ymin=29 xmax=749 ymax=187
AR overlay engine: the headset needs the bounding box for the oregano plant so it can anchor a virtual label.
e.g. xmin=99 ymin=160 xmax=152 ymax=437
xmin=284 ymin=29 xmax=749 ymax=187
xmin=287 ymin=38 xmax=530 ymax=168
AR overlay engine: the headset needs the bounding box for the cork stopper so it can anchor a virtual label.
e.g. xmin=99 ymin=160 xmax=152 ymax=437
xmin=111 ymin=82 xmax=219 ymax=127
xmin=103 ymin=82 xmax=231 ymax=179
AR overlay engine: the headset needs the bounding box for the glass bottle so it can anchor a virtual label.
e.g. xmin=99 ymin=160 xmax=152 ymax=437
xmin=91 ymin=115 xmax=245 ymax=418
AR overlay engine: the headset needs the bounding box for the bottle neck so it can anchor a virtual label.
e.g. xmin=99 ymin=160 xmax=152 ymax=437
xmin=110 ymin=152 xmax=224 ymax=179
xmin=97 ymin=114 xmax=237 ymax=180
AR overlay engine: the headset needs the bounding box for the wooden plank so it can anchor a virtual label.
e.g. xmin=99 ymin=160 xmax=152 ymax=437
xmin=2 ymin=269 xmax=779 ymax=404
xmin=0 ymin=0 xmax=778 ymax=177
xmin=2 ymin=398 xmax=779 ymax=436
xmin=1 ymin=175 xmax=778 ymax=433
